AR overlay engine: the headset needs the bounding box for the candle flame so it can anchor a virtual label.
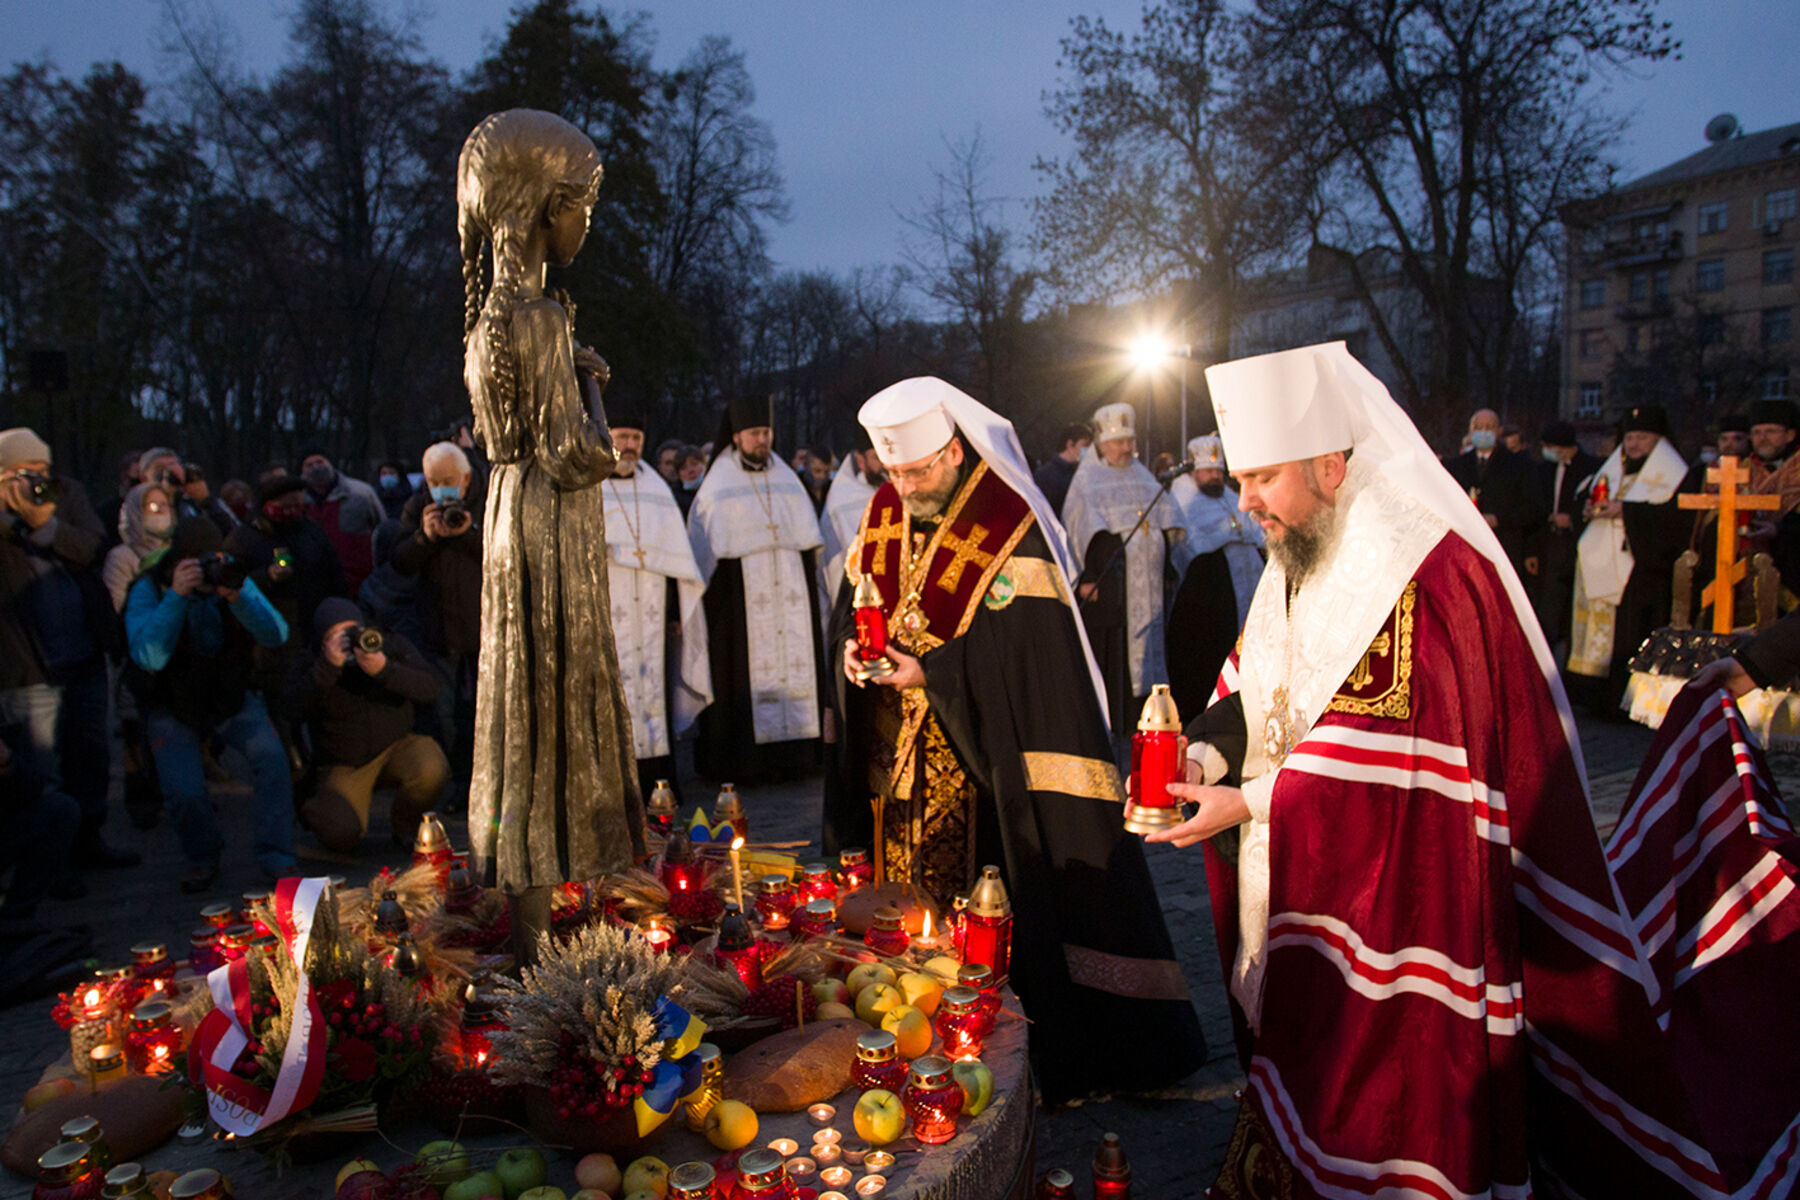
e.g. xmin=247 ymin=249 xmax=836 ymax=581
xmin=82 ymin=987 xmax=101 ymax=1008
xmin=731 ymin=836 xmax=745 ymax=851
xmin=475 ymin=1048 xmax=489 ymax=1067
xmin=153 ymin=1045 xmax=169 ymax=1061
xmin=922 ymin=912 xmax=934 ymax=939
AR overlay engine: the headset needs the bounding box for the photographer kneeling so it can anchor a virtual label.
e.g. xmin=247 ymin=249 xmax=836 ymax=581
xmin=124 ymin=518 xmax=295 ymax=892
xmin=292 ymin=597 xmax=447 ymax=854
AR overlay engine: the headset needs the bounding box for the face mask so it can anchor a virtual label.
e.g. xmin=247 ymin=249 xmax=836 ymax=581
xmin=143 ymin=512 xmax=173 ymax=538
xmin=303 ymin=464 xmax=334 ymax=491
xmin=683 ymin=476 xmax=701 ymax=491
xmin=1469 ymin=430 xmax=1497 ymax=452
xmin=1699 ymin=448 xmax=1720 ymax=465
xmin=1542 ymin=446 xmax=1564 ymax=463
xmin=429 ymin=485 xmax=461 ymax=505
xmin=379 ymin=474 xmax=400 ymax=491
xmin=263 ymin=503 xmax=301 ymax=526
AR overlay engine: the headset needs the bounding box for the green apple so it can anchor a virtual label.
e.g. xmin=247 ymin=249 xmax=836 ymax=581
xmin=443 ymin=1171 xmax=504 ymax=1200
xmin=494 ymin=1147 xmax=548 ymax=1198
xmin=416 ymin=1139 xmax=472 ymax=1185
xmin=853 ymin=1088 xmax=906 ymax=1145
xmin=621 ymin=1156 xmax=670 ymax=1198
xmin=952 ymin=1059 xmax=995 ymax=1116
xmin=570 ymin=1192 xmax=610 ymax=1200
xmin=854 ymin=982 xmax=903 ymax=1026
xmin=846 ymin=962 xmax=898 ymax=998
xmin=574 ymin=1152 xmax=622 ymax=1195
xmin=813 ymin=977 xmax=851 ymax=1006
xmin=336 ymin=1160 xmax=383 ymax=1190
xmin=518 ymin=1189 xmax=567 ymax=1200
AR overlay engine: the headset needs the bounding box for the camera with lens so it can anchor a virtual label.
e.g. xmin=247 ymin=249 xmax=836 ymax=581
xmin=14 ymin=471 xmax=55 ymax=505
xmin=197 ymin=551 xmax=249 ymax=591
xmin=440 ymin=497 xmax=471 ymax=532
xmin=350 ymin=625 xmax=385 ymax=656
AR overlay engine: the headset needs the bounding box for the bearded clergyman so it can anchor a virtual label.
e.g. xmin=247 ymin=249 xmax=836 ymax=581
xmin=1153 ymin=341 xmax=1796 ymax=1198
xmin=823 ymin=375 xmax=1205 ymax=1104
xmin=686 ymin=395 xmax=827 ymax=783
xmin=601 ymin=409 xmax=711 ymax=799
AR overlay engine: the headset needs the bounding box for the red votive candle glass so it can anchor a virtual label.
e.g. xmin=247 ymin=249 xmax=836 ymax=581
xmin=33 ymin=1140 xmax=101 ymax=1200
xmin=956 ymin=962 xmax=1003 ymax=1021
xmin=198 ymin=903 xmax=233 ymax=931
xmin=756 ymin=873 xmax=797 ymax=931
xmin=188 ymin=929 xmax=221 ymax=975
xmin=715 ymin=903 xmax=764 ymax=989
xmin=239 ymin=890 xmax=271 ymax=935
xmin=459 ymin=977 xmax=506 ymax=1070
xmin=799 ymin=862 xmax=837 ymax=904
xmin=933 ymin=986 xmax=993 ymax=1061
xmin=794 ymin=898 xmax=838 ymax=940
xmin=647 ymin=779 xmax=679 ymax=834
xmin=1036 ymin=1168 xmax=1077 ymax=1199
xmin=1124 ymin=685 xmax=1184 ymax=835
xmin=730 ymin=1148 xmax=798 ymax=1198
xmin=125 ymin=1000 xmax=181 ymax=1075
xmin=130 ymin=942 xmax=175 ymax=987
xmin=412 ymin=812 xmax=453 ymax=884
xmin=863 ymin=906 xmax=910 ymax=958
xmin=1093 ymin=1132 xmax=1131 ymax=1198
xmin=837 ymin=847 xmax=873 ymax=894
xmin=852 ymin=576 xmax=889 ymax=664
xmin=638 ymin=914 xmax=677 ymax=954
xmin=668 ymin=1161 xmax=718 ymax=1200
xmin=961 ymin=866 xmax=1012 ymax=983
xmin=904 ymin=1055 xmax=963 ymax=1145
xmin=851 ymin=1030 xmax=908 ymax=1093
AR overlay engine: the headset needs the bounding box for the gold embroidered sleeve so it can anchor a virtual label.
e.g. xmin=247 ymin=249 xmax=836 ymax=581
xmin=1020 ymin=751 xmax=1127 ymax=803
xmin=1325 ymin=581 xmax=1416 ymax=719
xmin=995 ymin=556 xmax=1068 ymax=603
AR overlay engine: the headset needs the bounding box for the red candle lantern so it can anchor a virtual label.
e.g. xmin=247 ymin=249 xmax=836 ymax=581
xmin=713 ymin=783 xmax=747 ymax=840
xmin=647 ymin=779 xmax=679 ymax=835
xmin=851 ymin=577 xmax=896 ymax=680
xmin=668 ymin=1162 xmax=718 ymax=1200
xmin=1124 ymin=685 xmax=1184 ymax=835
xmin=216 ymin=925 xmax=254 ymax=963
xmin=373 ymin=890 xmax=410 ymax=939
xmin=755 ymin=873 xmax=797 ymax=931
xmin=412 ymin=813 xmax=453 ymax=884
xmin=239 ymin=890 xmax=271 ymax=935
xmin=125 ymin=1000 xmax=180 ymax=1075
xmin=903 ymin=1055 xmax=963 ymax=1145
xmin=188 ymin=929 xmax=221 ymax=975
xmin=638 ymin=913 xmax=677 ymax=953
xmin=837 ymin=848 xmax=873 ymax=895
xmin=1036 ymin=1168 xmax=1077 ymax=1199
xmin=799 ymin=862 xmax=837 ymax=904
xmin=1590 ymin=475 xmax=1609 ymax=507
xmin=850 ymin=1030 xmax=908 ymax=1093
xmin=1092 ymin=1132 xmax=1132 ymax=1199
xmin=933 ymin=986 xmax=993 ymax=1061
xmin=961 ymin=866 xmax=1012 ymax=983
xmin=660 ymin=829 xmax=705 ymax=894
xmin=863 ymin=906 xmax=910 ymax=958
xmin=459 ymin=975 xmax=506 ymax=1069
xmin=198 ymin=903 xmax=233 ymax=931
xmin=32 ymin=1140 xmax=100 ymax=1200
xmin=729 ymin=1148 xmax=798 ymax=1198
xmin=956 ymin=963 xmax=1002 ymax=1021
xmin=130 ymin=942 xmax=175 ymax=987
xmin=715 ymin=903 xmax=764 ymax=989
xmin=794 ymin=898 xmax=838 ymax=940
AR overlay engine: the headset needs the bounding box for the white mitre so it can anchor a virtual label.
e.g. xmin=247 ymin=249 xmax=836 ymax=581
xmin=1188 ymin=434 xmax=1224 ymax=469
xmin=860 ymin=382 xmax=957 ymax=466
xmin=1092 ymin=402 xmax=1135 ymax=444
xmin=1205 ymin=346 xmax=1355 ymax=471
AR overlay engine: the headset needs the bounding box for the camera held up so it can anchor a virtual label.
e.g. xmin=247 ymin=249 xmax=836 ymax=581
xmin=197 ymin=551 xmax=249 ymax=591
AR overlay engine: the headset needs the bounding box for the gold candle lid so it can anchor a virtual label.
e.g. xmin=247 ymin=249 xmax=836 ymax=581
xmin=856 ymin=1030 xmax=898 ymax=1061
xmin=648 ymin=780 xmax=678 ymax=815
xmin=130 ymin=942 xmax=168 ymax=965
xmin=413 ymin=811 xmax=450 ymax=853
xmin=37 ymin=1140 xmax=94 ymax=1179
xmin=129 ymin=1000 xmax=173 ymax=1030
xmin=89 ymin=1044 xmax=125 ymax=1073
xmin=907 ymin=1053 xmax=953 ymax=1088
xmin=713 ymin=782 xmax=744 ymax=818
xmin=852 ymin=575 xmax=883 ymax=608
xmin=735 ymin=1148 xmax=786 ymax=1186
xmin=870 ymin=905 xmax=904 ymax=932
xmin=168 ymin=1167 xmax=227 ymax=1198
xmin=839 ymin=847 xmax=868 ymax=867
xmin=967 ymin=865 xmax=1010 ymax=918
xmin=61 ymin=1115 xmax=102 ymax=1142
xmin=669 ymin=1161 xmax=718 ymax=1195
xmin=1137 ymin=683 xmax=1181 ymax=732
xmin=760 ymin=872 xmax=792 ymax=892
xmin=940 ymin=985 xmax=983 ymax=1015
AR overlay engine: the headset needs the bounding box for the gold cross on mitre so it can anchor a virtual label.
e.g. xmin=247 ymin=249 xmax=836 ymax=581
xmin=864 ymin=509 xmax=907 ymax=575
xmin=879 ymin=431 xmax=899 ymax=455
xmin=1677 ymin=454 xmax=1782 ymax=632
xmin=936 ymin=523 xmax=995 ymax=592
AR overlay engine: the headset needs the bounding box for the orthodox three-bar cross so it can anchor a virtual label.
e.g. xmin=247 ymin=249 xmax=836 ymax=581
xmin=1676 ymin=454 xmax=1780 ymax=632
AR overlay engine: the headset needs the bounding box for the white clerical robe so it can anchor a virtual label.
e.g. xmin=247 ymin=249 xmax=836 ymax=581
xmin=1567 ymin=437 xmax=1686 ymax=678
xmin=1171 ymin=475 xmax=1266 ymax=621
xmin=819 ymin=456 xmax=877 ymax=609
xmin=688 ymin=449 xmax=823 ymax=744
xmin=602 ymin=470 xmax=711 ymax=758
xmin=1062 ymin=451 xmax=1175 ymax=694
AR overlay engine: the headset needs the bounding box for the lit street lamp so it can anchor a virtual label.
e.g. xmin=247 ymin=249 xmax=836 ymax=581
xmin=1129 ymin=324 xmax=1194 ymax=454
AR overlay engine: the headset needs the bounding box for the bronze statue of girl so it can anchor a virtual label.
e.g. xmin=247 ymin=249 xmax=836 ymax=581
xmin=456 ymin=108 xmax=643 ymax=962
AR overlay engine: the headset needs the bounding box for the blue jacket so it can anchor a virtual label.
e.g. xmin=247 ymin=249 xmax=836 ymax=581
xmin=125 ymin=576 xmax=288 ymax=671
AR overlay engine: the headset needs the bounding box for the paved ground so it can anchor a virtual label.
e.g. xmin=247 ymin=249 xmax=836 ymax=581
xmin=0 ymin=713 xmax=1791 ymax=1198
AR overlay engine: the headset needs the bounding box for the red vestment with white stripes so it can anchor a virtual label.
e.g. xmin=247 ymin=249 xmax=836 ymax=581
xmin=1201 ymin=531 xmax=1800 ymax=1200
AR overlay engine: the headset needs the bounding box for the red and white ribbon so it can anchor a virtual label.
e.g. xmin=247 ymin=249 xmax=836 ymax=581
xmin=188 ymin=876 xmax=330 ymax=1135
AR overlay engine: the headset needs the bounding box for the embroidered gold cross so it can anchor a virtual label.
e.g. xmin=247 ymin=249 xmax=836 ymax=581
xmin=936 ymin=523 xmax=994 ymax=592
xmin=864 ymin=509 xmax=907 ymax=575
xmin=1346 ymin=632 xmax=1392 ymax=690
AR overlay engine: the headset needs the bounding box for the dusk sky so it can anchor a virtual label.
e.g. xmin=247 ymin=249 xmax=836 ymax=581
xmin=5 ymin=1 xmax=1796 ymax=288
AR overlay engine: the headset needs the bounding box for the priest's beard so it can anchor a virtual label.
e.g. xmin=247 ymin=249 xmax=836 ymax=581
xmin=901 ymin=462 xmax=965 ymax=520
xmin=1263 ymin=498 xmax=1342 ymax=583
xmin=739 ymin=448 xmax=769 ymax=470
xmin=614 ymin=451 xmax=638 ymax=478
xmin=1199 ymin=481 xmax=1226 ymax=498
xmin=1623 ymin=455 xmax=1647 ymax=474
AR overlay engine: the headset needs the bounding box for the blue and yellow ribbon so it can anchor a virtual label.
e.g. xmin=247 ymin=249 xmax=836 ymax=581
xmin=633 ymin=997 xmax=710 ymax=1136
xmin=685 ymin=807 xmax=736 ymax=843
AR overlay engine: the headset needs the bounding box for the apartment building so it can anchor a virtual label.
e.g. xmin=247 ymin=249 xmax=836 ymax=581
xmin=1561 ymin=117 xmax=1800 ymax=436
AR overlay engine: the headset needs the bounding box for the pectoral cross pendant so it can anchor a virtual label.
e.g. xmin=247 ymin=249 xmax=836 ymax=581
xmin=1264 ymin=685 xmax=1296 ymax=767
xmin=633 ymin=547 xmax=647 ymax=566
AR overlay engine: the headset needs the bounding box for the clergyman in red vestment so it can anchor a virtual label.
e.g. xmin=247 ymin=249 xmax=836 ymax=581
xmin=1155 ymin=342 xmax=1800 ymax=1199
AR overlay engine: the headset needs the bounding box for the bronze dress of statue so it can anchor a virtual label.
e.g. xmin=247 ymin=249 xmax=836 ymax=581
xmin=456 ymin=109 xmax=644 ymax=962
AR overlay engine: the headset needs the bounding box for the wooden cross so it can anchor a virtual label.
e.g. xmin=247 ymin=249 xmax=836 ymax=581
xmin=936 ymin=523 xmax=995 ymax=592
xmin=1677 ymin=454 xmax=1781 ymax=632
xmin=1346 ymin=632 xmax=1392 ymax=690
xmin=863 ymin=509 xmax=907 ymax=575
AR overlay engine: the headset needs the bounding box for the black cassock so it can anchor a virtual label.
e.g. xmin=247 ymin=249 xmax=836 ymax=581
xmin=1164 ymin=548 xmax=1242 ymax=720
xmin=824 ymin=522 xmax=1207 ymax=1102
xmin=694 ymin=550 xmax=827 ymax=784
xmin=1601 ymin=490 xmax=1693 ymax=707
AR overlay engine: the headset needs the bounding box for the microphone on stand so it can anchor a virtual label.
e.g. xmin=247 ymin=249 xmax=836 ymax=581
xmin=1156 ymin=457 xmax=1196 ymax=484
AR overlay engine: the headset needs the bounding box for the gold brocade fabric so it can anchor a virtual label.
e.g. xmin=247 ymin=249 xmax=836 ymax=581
xmin=1213 ymin=1096 xmax=1299 ymax=1200
xmin=872 ymin=704 xmax=978 ymax=913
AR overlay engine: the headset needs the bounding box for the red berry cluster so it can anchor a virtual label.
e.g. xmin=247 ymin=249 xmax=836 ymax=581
xmin=667 ymin=887 xmax=724 ymax=925
xmin=738 ymin=978 xmax=818 ymax=1029
xmin=545 ymin=1033 xmax=656 ymax=1121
